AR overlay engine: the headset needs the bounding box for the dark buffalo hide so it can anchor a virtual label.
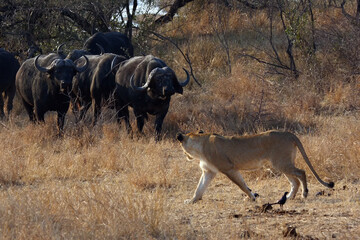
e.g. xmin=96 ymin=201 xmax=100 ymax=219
xmin=84 ymin=32 xmax=134 ymax=58
xmin=71 ymin=53 xmax=127 ymax=124
xmin=0 ymin=48 xmax=20 ymax=119
xmin=15 ymin=53 xmax=89 ymax=134
xmin=114 ymin=55 xmax=190 ymax=140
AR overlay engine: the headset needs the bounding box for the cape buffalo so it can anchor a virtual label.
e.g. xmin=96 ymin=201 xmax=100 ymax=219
xmin=0 ymin=48 xmax=20 ymax=119
xmin=16 ymin=53 xmax=89 ymax=134
xmin=84 ymin=32 xmax=134 ymax=58
xmin=70 ymin=53 xmax=127 ymax=124
xmin=114 ymin=55 xmax=190 ymax=140
xmin=66 ymin=44 xmax=105 ymax=62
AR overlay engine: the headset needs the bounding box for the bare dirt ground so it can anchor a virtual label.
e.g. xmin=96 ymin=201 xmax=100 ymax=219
xmin=161 ymin=154 xmax=360 ymax=239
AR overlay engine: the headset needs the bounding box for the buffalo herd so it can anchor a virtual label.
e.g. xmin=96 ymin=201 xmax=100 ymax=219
xmin=1 ymin=32 xmax=190 ymax=139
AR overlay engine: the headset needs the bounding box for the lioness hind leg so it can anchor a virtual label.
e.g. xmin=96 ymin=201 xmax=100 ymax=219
xmin=185 ymin=170 xmax=216 ymax=204
xmin=284 ymin=174 xmax=300 ymax=199
xmin=282 ymin=168 xmax=308 ymax=198
xmin=223 ymin=169 xmax=257 ymax=201
xmin=293 ymin=168 xmax=308 ymax=198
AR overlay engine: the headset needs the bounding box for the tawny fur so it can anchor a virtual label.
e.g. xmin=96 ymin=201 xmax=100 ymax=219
xmin=177 ymin=130 xmax=334 ymax=204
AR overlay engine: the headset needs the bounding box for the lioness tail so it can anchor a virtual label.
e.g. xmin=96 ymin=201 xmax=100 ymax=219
xmin=291 ymin=134 xmax=334 ymax=188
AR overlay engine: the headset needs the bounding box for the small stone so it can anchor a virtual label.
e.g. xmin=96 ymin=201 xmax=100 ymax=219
xmin=283 ymin=225 xmax=297 ymax=237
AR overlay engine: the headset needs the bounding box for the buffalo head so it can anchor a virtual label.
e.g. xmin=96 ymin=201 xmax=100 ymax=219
xmin=35 ymin=55 xmax=89 ymax=92
xmin=66 ymin=44 xmax=104 ymax=61
xmin=130 ymin=67 xmax=190 ymax=100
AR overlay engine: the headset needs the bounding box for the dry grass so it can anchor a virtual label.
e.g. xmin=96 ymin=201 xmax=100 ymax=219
xmin=1 ymin=80 xmax=359 ymax=239
xmin=1 ymin=3 xmax=360 ymax=239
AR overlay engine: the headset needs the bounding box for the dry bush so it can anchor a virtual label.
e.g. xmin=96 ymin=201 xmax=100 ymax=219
xmin=0 ymin=179 xmax=175 ymax=239
xmin=0 ymin=118 xmax=192 ymax=239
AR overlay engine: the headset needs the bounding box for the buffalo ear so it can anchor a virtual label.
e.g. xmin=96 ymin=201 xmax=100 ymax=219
xmin=173 ymin=77 xmax=183 ymax=94
xmin=46 ymin=68 xmax=55 ymax=78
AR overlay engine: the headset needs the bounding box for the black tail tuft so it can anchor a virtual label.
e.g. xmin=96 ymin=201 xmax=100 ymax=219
xmin=328 ymin=182 xmax=335 ymax=188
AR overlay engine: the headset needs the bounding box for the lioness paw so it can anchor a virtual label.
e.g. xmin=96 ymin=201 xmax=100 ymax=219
xmin=184 ymin=198 xmax=199 ymax=204
xmin=243 ymin=196 xmax=256 ymax=202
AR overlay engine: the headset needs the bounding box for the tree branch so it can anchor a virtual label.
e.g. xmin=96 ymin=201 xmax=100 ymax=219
xmin=240 ymin=53 xmax=297 ymax=71
xmin=278 ymin=2 xmax=299 ymax=78
xmin=236 ymin=0 xmax=268 ymax=9
xmin=154 ymin=0 xmax=194 ymax=25
xmin=340 ymin=0 xmax=360 ymax=25
xmin=133 ymin=26 xmax=201 ymax=87
xmin=61 ymin=8 xmax=93 ymax=34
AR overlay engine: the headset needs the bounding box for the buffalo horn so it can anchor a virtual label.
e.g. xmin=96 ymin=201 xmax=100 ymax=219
xmin=34 ymin=55 xmax=52 ymax=72
xmin=110 ymin=56 xmax=118 ymax=70
xmin=96 ymin=43 xmax=105 ymax=55
xmin=178 ymin=68 xmax=190 ymax=87
xmin=56 ymin=43 xmax=65 ymax=55
xmin=75 ymin=55 xmax=89 ymax=72
xmin=130 ymin=68 xmax=158 ymax=92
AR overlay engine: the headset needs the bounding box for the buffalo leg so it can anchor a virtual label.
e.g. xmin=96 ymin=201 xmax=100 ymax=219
xmin=70 ymin=97 xmax=81 ymax=123
xmin=21 ymin=99 xmax=35 ymax=122
xmin=92 ymin=97 xmax=101 ymax=126
xmin=134 ymin=110 xmax=145 ymax=133
xmin=34 ymin=106 xmax=45 ymax=122
xmin=0 ymin=93 xmax=4 ymax=118
xmin=79 ymin=102 xmax=91 ymax=122
xmin=57 ymin=111 xmax=66 ymax=135
xmin=4 ymin=84 xmax=15 ymax=118
xmin=136 ymin=116 xmax=144 ymax=133
xmin=116 ymin=104 xmax=131 ymax=133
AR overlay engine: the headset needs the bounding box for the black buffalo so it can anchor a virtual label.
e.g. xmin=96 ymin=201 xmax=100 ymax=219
xmin=84 ymin=32 xmax=134 ymax=58
xmin=70 ymin=53 xmax=127 ymax=124
xmin=65 ymin=44 xmax=104 ymax=62
xmin=114 ymin=55 xmax=190 ymax=140
xmin=15 ymin=53 xmax=89 ymax=133
xmin=0 ymin=48 xmax=20 ymax=119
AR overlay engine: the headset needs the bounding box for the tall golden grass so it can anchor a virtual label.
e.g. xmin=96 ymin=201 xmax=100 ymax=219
xmin=1 ymin=3 xmax=360 ymax=239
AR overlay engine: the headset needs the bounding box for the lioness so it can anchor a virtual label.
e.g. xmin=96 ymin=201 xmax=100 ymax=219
xmin=176 ymin=130 xmax=334 ymax=204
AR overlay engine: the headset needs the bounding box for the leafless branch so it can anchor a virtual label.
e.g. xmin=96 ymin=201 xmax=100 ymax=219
xmin=61 ymin=8 xmax=93 ymax=34
xmin=236 ymin=0 xmax=268 ymax=9
xmin=240 ymin=53 xmax=297 ymax=72
xmin=340 ymin=0 xmax=360 ymax=25
xmin=211 ymin=7 xmax=232 ymax=74
xmin=134 ymin=27 xmax=201 ymax=87
xmin=278 ymin=1 xmax=299 ymax=78
xmin=154 ymin=0 xmax=194 ymax=25
xmin=268 ymin=6 xmax=283 ymax=66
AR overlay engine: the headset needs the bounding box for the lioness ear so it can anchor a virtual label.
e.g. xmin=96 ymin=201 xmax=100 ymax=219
xmin=198 ymin=130 xmax=204 ymax=134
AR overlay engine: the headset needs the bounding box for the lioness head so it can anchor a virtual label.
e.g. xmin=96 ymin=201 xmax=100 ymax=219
xmin=176 ymin=132 xmax=207 ymax=160
xmin=176 ymin=130 xmax=204 ymax=142
xmin=176 ymin=132 xmax=205 ymax=143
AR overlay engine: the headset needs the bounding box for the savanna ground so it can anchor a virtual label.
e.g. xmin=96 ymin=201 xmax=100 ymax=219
xmin=1 ymin=2 xmax=360 ymax=239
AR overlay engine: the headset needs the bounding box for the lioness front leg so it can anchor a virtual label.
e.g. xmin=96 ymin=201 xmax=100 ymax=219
xmin=223 ymin=169 xmax=257 ymax=201
xmin=185 ymin=169 xmax=216 ymax=204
